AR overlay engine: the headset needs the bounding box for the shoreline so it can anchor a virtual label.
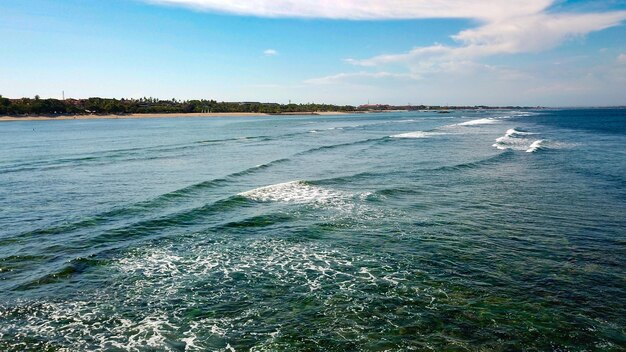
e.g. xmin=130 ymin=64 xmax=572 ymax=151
xmin=0 ymin=111 xmax=353 ymax=122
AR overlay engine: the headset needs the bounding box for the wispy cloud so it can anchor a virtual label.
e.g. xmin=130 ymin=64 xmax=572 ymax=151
xmin=346 ymin=11 xmax=626 ymax=69
xmin=336 ymin=4 xmax=626 ymax=87
xmin=305 ymin=71 xmax=418 ymax=85
xmin=143 ymin=0 xmax=626 ymax=104
xmin=146 ymin=0 xmax=625 ymax=64
xmin=263 ymin=49 xmax=278 ymax=57
xmin=525 ymin=82 xmax=592 ymax=95
xmin=147 ymin=1 xmax=626 ymax=80
xmin=144 ymin=0 xmax=553 ymax=20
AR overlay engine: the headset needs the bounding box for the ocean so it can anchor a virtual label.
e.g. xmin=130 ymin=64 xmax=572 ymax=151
xmin=0 ymin=109 xmax=625 ymax=351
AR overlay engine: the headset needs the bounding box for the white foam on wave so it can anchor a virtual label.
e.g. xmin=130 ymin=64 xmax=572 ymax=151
xmin=1 ymin=300 xmax=181 ymax=351
xmin=390 ymin=131 xmax=446 ymax=138
xmin=526 ymin=140 xmax=544 ymax=153
xmin=455 ymin=111 xmax=539 ymax=128
xmin=491 ymin=111 xmax=539 ymax=120
xmin=510 ymin=111 xmax=540 ymax=117
xmin=494 ymin=128 xmax=537 ymax=143
xmin=457 ymin=118 xmax=498 ymax=126
xmin=505 ymin=128 xmax=535 ymax=137
xmin=492 ymin=127 xmax=546 ymax=153
xmin=237 ymin=181 xmax=392 ymax=222
xmin=1 ymin=232 xmax=445 ymax=350
xmin=492 ymin=138 xmax=529 ymax=151
xmin=239 ymin=181 xmax=349 ymax=206
xmin=394 ymin=119 xmax=418 ymax=123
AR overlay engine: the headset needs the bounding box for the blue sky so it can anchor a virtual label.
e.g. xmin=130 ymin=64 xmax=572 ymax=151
xmin=1 ymin=0 xmax=625 ymax=106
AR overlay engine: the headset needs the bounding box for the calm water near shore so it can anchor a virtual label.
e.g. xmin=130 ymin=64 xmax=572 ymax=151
xmin=0 ymin=109 xmax=625 ymax=351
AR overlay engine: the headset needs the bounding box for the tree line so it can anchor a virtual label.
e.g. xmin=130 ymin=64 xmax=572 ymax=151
xmin=0 ymin=96 xmax=358 ymax=115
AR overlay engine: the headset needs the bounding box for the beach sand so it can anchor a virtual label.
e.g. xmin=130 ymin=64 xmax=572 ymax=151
xmin=0 ymin=111 xmax=352 ymax=122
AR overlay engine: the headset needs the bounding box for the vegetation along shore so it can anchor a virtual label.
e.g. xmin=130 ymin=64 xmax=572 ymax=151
xmin=0 ymin=95 xmax=538 ymax=122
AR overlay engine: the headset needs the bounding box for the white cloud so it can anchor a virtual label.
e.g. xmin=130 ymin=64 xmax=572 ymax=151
xmin=342 ymin=7 xmax=626 ymax=84
xmin=145 ymin=0 xmax=552 ymax=20
xmin=144 ymin=0 xmax=626 ymax=105
xmin=348 ymin=11 xmax=626 ymax=68
xmin=305 ymin=71 xmax=418 ymax=85
xmin=344 ymin=45 xmax=451 ymax=67
xmin=452 ymin=11 xmax=626 ymax=54
xmin=146 ymin=0 xmax=626 ymax=68
xmin=525 ymin=82 xmax=592 ymax=95
xmin=263 ymin=49 xmax=278 ymax=56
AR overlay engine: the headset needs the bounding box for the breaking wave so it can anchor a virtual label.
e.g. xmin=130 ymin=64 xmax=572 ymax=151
xmin=526 ymin=140 xmax=545 ymax=153
xmin=455 ymin=111 xmax=539 ymax=128
xmin=493 ymin=127 xmax=545 ymax=153
xmin=390 ymin=131 xmax=446 ymax=139
xmin=239 ymin=180 xmax=371 ymax=210
xmin=457 ymin=118 xmax=498 ymax=126
xmin=500 ymin=128 xmax=536 ymax=139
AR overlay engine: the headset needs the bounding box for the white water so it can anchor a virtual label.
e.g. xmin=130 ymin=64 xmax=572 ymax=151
xmin=239 ymin=181 xmax=348 ymax=205
xmin=493 ymin=128 xmax=545 ymax=152
xmin=391 ymin=131 xmax=446 ymax=139
xmin=526 ymin=140 xmax=545 ymax=153
xmin=457 ymin=118 xmax=498 ymax=126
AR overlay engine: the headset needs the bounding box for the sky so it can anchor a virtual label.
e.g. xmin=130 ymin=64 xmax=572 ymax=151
xmin=1 ymin=0 xmax=626 ymax=106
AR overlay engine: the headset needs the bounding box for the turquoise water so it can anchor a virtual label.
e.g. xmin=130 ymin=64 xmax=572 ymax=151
xmin=0 ymin=110 xmax=625 ymax=351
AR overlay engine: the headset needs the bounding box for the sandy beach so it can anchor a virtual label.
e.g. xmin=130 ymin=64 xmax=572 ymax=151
xmin=0 ymin=111 xmax=352 ymax=122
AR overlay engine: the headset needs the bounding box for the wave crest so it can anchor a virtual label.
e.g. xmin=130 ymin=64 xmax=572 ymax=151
xmin=390 ymin=131 xmax=446 ymax=138
xmin=239 ymin=181 xmax=347 ymax=205
xmin=492 ymin=127 xmax=546 ymax=153
xmin=526 ymin=140 xmax=545 ymax=153
xmin=457 ymin=118 xmax=498 ymax=126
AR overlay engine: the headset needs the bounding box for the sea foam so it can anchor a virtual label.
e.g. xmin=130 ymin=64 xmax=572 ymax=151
xmin=494 ymin=128 xmax=536 ymax=143
xmin=237 ymin=181 xmax=385 ymax=220
xmin=526 ymin=140 xmax=544 ymax=153
xmin=456 ymin=111 xmax=538 ymax=127
xmin=505 ymin=128 xmax=535 ymax=137
xmin=492 ymin=127 xmax=545 ymax=152
xmin=457 ymin=118 xmax=498 ymax=126
xmin=239 ymin=181 xmax=347 ymax=205
xmin=391 ymin=131 xmax=446 ymax=138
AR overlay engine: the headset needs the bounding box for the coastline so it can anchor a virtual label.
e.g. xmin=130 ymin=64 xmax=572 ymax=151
xmin=0 ymin=111 xmax=352 ymax=122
